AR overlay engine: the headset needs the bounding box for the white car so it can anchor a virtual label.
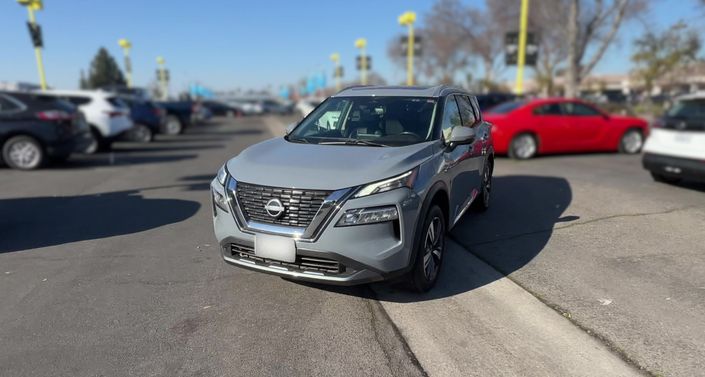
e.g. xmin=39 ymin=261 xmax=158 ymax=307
xmin=295 ymin=98 xmax=322 ymax=117
xmin=642 ymin=92 xmax=705 ymax=183
xmin=39 ymin=89 xmax=133 ymax=153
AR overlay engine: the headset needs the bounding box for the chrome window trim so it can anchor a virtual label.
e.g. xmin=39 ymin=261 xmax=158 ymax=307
xmin=0 ymin=94 xmax=28 ymax=115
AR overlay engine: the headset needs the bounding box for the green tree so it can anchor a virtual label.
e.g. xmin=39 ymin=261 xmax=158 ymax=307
xmin=631 ymin=21 xmax=701 ymax=94
xmin=86 ymin=47 xmax=126 ymax=89
xmin=79 ymin=69 xmax=88 ymax=89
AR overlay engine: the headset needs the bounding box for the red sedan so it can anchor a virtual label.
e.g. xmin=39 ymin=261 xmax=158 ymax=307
xmin=484 ymin=98 xmax=649 ymax=159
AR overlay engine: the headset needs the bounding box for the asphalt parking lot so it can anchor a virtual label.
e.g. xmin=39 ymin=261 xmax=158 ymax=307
xmin=1 ymin=115 xmax=704 ymax=377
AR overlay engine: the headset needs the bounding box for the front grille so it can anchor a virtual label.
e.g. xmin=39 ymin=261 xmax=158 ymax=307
xmin=229 ymin=243 xmax=344 ymax=274
xmin=236 ymin=182 xmax=331 ymax=228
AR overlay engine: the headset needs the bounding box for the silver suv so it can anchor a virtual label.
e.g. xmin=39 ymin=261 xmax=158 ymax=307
xmin=211 ymin=85 xmax=494 ymax=291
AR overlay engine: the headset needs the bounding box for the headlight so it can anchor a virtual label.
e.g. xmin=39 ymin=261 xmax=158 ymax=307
xmin=353 ymin=168 xmax=418 ymax=198
xmin=212 ymin=189 xmax=229 ymax=213
xmin=336 ymin=206 xmax=398 ymax=227
xmin=216 ymin=164 xmax=228 ymax=186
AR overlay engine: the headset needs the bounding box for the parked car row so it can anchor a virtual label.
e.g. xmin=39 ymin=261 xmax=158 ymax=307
xmin=0 ymin=88 xmax=212 ymax=170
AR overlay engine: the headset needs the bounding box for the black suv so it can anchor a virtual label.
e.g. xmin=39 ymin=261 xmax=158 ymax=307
xmin=0 ymin=91 xmax=91 ymax=170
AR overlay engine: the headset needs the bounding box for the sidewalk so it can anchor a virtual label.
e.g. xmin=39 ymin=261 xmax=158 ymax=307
xmin=372 ymin=240 xmax=644 ymax=377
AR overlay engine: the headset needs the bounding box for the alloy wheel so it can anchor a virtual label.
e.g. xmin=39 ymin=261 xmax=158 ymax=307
xmin=423 ymin=216 xmax=444 ymax=282
xmin=622 ymin=131 xmax=643 ymax=154
xmin=8 ymin=140 xmax=41 ymax=169
xmin=513 ymin=135 xmax=536 ymax=159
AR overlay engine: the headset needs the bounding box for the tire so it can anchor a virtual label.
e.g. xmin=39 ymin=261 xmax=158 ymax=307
xmin=472 ymin=159 xmax=493 ymax=212
xmin=2 ymin=135 xmax=45 ymax=170
xmin=162 ymin=115 xmax=183 ymax=135
xmin=619 ymin=129 xmax=644 ymax=154
xmin=508 ymin=133 xmax=537 ymax=160
xmin=651 ymin=172 xmax=681 ymax=184
xmin=130 ymin=124 xmax=154 ymax=143
xmin=408 ymin=205 xmax=446 ymax=293
xmin=83 ymin=128 xmax=101 ymax=154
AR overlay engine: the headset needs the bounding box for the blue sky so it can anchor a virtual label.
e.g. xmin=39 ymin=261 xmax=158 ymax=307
xmin=0 ymin=0 xmax=701 ymax=92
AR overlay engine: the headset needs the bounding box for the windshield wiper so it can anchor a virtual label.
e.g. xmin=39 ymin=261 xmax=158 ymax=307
xmin=287 ymin=136 xmax=311 ymax=144
xmin=319 ymin=139 xmax=388 ymax=147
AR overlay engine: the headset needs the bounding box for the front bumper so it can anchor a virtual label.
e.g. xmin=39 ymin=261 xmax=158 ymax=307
xmin=211 ymin=179 xmax=422 ymax=285
xmin=643 ymin=152 xmax=705 ymax=182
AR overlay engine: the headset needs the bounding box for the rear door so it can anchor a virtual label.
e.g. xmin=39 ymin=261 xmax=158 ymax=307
xmin=560 ymin=101 xmax=608 ymax=150
xmin=442 ymin=95 xmax=481 ymax=224
xmin=530 ymin=102 xmax=570 ymax=152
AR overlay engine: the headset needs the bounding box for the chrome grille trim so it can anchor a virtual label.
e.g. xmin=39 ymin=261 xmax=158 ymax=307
xmin=226 ymin=176 xmax=354 ymax=241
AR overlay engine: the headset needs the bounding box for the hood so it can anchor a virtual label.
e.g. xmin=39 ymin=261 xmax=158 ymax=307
xmin=226 ymin=137 xmax=435 ymax=190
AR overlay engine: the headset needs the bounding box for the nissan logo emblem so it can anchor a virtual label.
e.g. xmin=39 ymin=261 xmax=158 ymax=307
xmin=264 ymin=198 xmax=285 ymax=218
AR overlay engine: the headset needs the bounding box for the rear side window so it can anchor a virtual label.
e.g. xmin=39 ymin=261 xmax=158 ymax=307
xmin=107 ymin=97 xmax=128 ymax=108
xmin=563 ymin=102 xmax=601 ymax=116
xmin=67 ymin=96 xmax=91 ymax=106
xmin=455 ymin=95 xmax=476 ymax=127
xmin=0 ymin=95 xmax=23 ymax=113
xmin=667 ymin=99 xmax=705 ymax=119
xmin=488 ymin=100 xmax=525 ymax=114
xmin=533 ymin=103 xmax=563 ymax=115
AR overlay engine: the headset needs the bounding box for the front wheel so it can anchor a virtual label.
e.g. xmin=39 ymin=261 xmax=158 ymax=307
xmin=2 ymin=135 xmax=45 ymax=170
xmin=130 ymin=124 xmax=154 ymax=143
xmin=619 ymin=129 xmax=643 ymax=154
xmin=408 ymin=205 xmax=446 ymax=293
xmin=508 ymin=133 xmax=537 ymax=160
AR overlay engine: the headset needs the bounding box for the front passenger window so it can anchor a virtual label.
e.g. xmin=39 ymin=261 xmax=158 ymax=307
xmin=441 ymin=96 xmax=462 ymax=141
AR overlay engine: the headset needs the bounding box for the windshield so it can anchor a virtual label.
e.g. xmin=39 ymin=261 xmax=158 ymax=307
xmin=487 ymin=100 xmax=526 ymax=114
xmin=288 ymin=96 xmax=437 ymax=147
xmin=666 ymin=99 xmax=705 ymax=119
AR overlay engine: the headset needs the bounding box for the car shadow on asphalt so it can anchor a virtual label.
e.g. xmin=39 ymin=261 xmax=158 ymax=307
xmin=297 ymin=175 xmax=575 ymax=302
xmin=0 ymin=181 xmax=207 ymax=254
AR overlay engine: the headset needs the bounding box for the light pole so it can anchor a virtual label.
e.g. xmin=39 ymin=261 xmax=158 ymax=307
xmin=514 ymin=0 xmax=530 ymax=95
xmin=156 ymin=56 xmax=168 ymax=100
xmin=118 ymin=39 xmax=133 ymax=88
xmin=17 ymin=0 xmax=47 ymax=90
xmin=330 ymin=53 xmax=341 ymax=91
xmin=355 ymin=38 xmax=367 ymax=85
xmin=398 ymin=11 xmax=416 ymax=86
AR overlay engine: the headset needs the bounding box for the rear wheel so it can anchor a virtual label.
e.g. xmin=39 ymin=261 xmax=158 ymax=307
xmin=162 ymin=115 xmax=183 ymax=135
xmin=408 ymin=205 xmax=446 ymax=293
xmin=472 ymin=159 xmax=493 ymax=212
xmin=619 ymin=129 xmax=643 ymax=154
xmin=509 ymin=133 xmax=537 ymax=159
xmin=2 ymin=135 xmax=45 ymax=170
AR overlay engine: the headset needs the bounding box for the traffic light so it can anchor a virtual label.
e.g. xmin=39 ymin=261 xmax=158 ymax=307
xmin=26 ymin=22 xmax=42 ymax=48
xmin=356 ymin=56 xmax=372 ymax=71
xmin=400 ymin=35 xmax=422 ymax=56
xmin=505 ymin=32 xmax=538 ymax=66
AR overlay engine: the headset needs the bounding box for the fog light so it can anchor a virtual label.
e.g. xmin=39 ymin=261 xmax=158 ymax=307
xmin=212 ymin=189 xmax=229 ymax=214
xmin=337 ymin=206 xmax=398 ymax=227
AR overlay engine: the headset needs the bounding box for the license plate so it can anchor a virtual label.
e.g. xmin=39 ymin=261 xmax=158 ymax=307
xmin=674 ymin=134 xmax=692 ymax=144
xmin=254 ymin=234 xmax=296 ymax=263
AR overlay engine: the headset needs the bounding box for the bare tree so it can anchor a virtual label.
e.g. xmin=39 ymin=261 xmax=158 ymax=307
xmin=564 ymin=0 xmax=647 ymax=97
xmin=418 ymin=0 xmax=472 ymax=84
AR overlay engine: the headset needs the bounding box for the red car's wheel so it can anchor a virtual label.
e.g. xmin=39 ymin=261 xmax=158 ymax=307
xmin=508 ymin=133 xmax=537 ymax=160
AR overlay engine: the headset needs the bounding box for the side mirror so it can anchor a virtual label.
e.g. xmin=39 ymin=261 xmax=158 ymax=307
xmin=446 ymin=126 xmax=476 ymax=148
xmin=285 ymin=123 xmax=297 ymax=135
